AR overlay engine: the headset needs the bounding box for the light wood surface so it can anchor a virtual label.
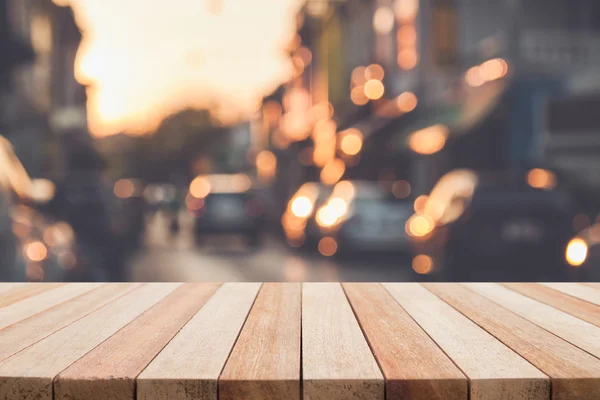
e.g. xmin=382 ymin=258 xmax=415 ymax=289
xmin=384 ymin=283 xmax=549 ymax=400
xmin=464 ymin=283 xmax=600 ymax=359
xmin=137 ymin=283 xmax=262 ymax=400
xmin=0 ymin=283 xmax=139 ymax=362
xmin=503 ymin=283 xmax=600 ymax=328
xmin=54 ymin=283 xmax=220 ymax=400
xmin=302 ymin=283 xmax=384 ymax=400
xmin=585 ymin=283 xmax=600 ymax=290
xmin=539 ymin=282 xmax=600 ymax=306
xmin=1 ymin=282 xmax=599 ymax=400
xmin=0 ymin=283 xmax=64 ymax=308
xmin=0 ymin=283 xmax=23 ymax=294
xmin=425 ymin=283 xmax=600 ymax=400
xmin=219 ymin=283 xmax=301 ymax=400
xmin=0 ymin=282 xmax=103 ymax=331
xmin=0 ymin=283 xmax=181 ymax=400
xmin=345 ymin=283 xmax=467 ymax=400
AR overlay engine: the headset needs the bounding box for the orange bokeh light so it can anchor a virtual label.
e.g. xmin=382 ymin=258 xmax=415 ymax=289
xmin=364 ymin=79 xmax=385 ymax=100
xmin=351 ymin=86 xmax=369 ymax=105
xmin=397 ymin=49 xmax=418 ymax=70
xmin=339 ymin=129 xmax=363 ymax=156
xmin=396 ymin=91 xmax=418 ymax=112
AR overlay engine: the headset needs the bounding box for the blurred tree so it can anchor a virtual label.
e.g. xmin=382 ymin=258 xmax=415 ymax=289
xmin=0 ymin=0 xmax=35 ymax=90
xmin=97 ymin=108 xmax=230 ymax=183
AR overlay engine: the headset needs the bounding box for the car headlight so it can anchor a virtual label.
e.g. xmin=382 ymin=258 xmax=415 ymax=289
xmin=566 ymin=238 xmax=588 ymax=267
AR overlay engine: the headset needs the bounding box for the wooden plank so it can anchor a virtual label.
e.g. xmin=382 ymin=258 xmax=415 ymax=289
xmin=539 ymin=282 xmax=600 ymax=306
xmin=425 ymin=283 xmax=600 ymax=400
xmin=0 ymin=283 xmax=103 ymax=331
xmin=219 ymin=283 xmax=301 ymax=400
xmin=344 ymin=283 xmax=467 ymax=400
xmin=503 ymin=283 xmax=600 ymax=328
xmin=0 ymin=283 xmax=140 ymax=362
xmin=0 ymin=283 xmax=23 ymax=294
xmin=464 ymin=283 xmax=600 ymax=358
xmin=0 ymin=283 xmax=64 ymax=308
xmin=137 ymin=283 xmax=261 ymax=400
xmin=584 ymin=283 xmax=600 ymax=290
xmin=0 ymin=283 xmax=181 ymax=400
xmin=54 ymin=283 xmax=220 ymax=400
xmin=383 ymin=283 xmax=548 ymax=400
xmin=302 ymin=283 xmax=384 ymax=400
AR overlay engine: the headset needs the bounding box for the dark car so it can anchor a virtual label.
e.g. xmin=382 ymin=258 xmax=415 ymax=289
xmin=282 ymin=182 xmax=332 ymax=249
xmin=187 ymin=174 xmax=265 ymax=247
xmin=0 ymin=136 xmax=103 ymax=282
xmin=408 ymin=168 xmax=582 ymax=281
xmin=112 ymin=178 xmax=146 ymax=248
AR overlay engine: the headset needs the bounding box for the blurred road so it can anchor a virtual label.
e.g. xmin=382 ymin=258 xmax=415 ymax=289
xmin=130 ymin=211 xmax=413 ymax=282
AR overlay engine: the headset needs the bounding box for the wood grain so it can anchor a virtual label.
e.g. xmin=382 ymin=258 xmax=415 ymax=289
xmin=503 ymin=283 xmax=600 ymax=328
xmin=137 ymin=283 xmax=261 ymax=400
xmin=54 ymin=283 xmax=220 ymax=400
xmin=384 ymin=283 xmax=548 ymax=400
xmin=539 ymin=283 xmax=600 ymax=306
xmin=219 ymin=283 xmax=301 ymax=400
xmin=425 ymin=283 xmax=600 ymax=400
xmin=0 ymin=283 xmax=23 ymax=294
xmin=0 ymin=283 xmax=181 ymax=400
xmin=344 ymin=283 xmax=467 ymax=400
xmin=464 ymin=283 xmax=600 ymax=358
xmin=584 ymin=283 xmax=600 ymax=290
xmin=0 ymin=283 xmax=103 ymax=331
xmin=0 ymin=283 xmax=64 ymax=308
xmin=303 ymin=283 xmax=384 ymax=400
xmin=0 ymin=283 xmax=139 ymax=362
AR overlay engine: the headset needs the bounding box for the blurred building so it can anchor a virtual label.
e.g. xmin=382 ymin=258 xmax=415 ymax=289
xmin=2 ymin=0 xmax=88 ymax=178
xmin=249 ymin=0 xmax=600 ymax=226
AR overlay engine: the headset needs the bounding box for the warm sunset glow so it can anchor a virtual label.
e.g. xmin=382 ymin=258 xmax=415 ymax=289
xmin=53 ymin=0 xmax=303 ymax=137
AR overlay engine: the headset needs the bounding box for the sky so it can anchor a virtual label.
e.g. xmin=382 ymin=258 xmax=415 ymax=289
xmin=53 ymin=0 xmax=303 ymax=137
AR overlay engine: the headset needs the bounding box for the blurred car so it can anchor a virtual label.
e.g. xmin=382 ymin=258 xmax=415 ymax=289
xmin=282 ymin=182 xmax=332 ymax=248
xmin=143 ymin=183 xmax=179 ymax=214
xmin=186 ymin=173 xmax=265 ymax=246
xmin=113 ymin=178 xmax=146 ymax=248
xmin=45 ymin=172 xmax=131 ymax=281
xmin=0 ymin=136 xmax=104 ymax=282
xmin=407 ymin=168 xmax=581 ymax=281
xmin=312 ymin=180 xmax=414 ymax=256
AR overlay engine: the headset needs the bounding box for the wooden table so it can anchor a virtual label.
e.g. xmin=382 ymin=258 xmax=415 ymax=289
xmin=1 ymin=282 xmax=600 ymax=400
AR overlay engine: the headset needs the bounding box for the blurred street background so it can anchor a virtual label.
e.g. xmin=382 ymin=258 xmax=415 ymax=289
xmin=1 ymin=0 xmax=600 ymax=282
